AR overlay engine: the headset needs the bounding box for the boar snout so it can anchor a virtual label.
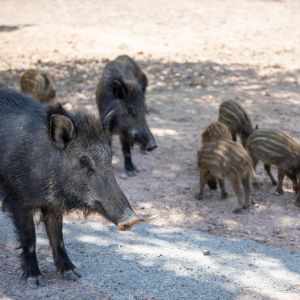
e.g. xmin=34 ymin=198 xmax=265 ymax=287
xmin=145 ymin=138 xmax=157 ymax=151
xmin=49 ymin=89 xmax=56 ymax=99
xmin=139 ymin=128 xmax=157 ymax=152
xmin=117 ymin=217 xmax=141 ymax=231
xmin=117 ymin=209 xmax=141 ymax=231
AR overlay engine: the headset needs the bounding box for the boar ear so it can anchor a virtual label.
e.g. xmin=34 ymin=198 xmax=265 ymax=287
xmin=112 ymin=80 xmax=127 ymax=100
xmin=42 ymin=73 xmax=50 ymax=89
xmin=101 ymin=101 xmax=119 ymax=131
xmin=139 ymin=74 xmax=148 ymax=93
xmin=50 ymin=114 xmax=75 ymax=149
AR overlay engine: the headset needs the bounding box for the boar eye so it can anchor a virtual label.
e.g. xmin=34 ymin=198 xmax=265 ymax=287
xmin=127 ymin=106 xmax=136 ymax=117
xmin=79 ymin=156 xmax=94 ymax=174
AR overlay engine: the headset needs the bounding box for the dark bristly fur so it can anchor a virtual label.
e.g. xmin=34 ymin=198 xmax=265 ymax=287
xmin=218 ymin=100 xmax=254 ymax=147
xmin=20 ymin=69 xmax=56 ymax=103
xmin=246 ymin=128 xmax=300 ymax=206
xmin=200 ymin=122 xmax=232 ymax=191
xmin=0 ymin=86 xmax=137 ymax=288
xmin=197 ymin=140 xmax=254 ymax=213
xmin=96 ymin=55 xmax=157 ymax=176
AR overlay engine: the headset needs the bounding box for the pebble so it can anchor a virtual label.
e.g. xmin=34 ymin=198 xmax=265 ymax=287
xmin=120 ymin=173 xmax=128 ymax=180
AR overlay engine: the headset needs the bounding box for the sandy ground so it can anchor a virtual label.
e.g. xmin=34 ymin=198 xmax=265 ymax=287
xmin=0 ymin=0 xmax=300 ymax=299
xmin=1 ymin=216 xmax=300 ymax=300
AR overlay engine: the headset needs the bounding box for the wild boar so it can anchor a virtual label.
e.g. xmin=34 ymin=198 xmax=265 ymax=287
xmin=0 ymin=86 xmax=140 ymax=289
xmin=247 ymin=128 xmax=300 ymax=206
xmin=200 ymin=122 xmax=232 ymax=191
xmin=96 ymin=55 xmax=157 ymax=176
xmin=197 ymin=140 xmax=254 ymax=213
xmin=20 ymin=69 xmax=56 ymax=103
xmin=218 ymin=100 xmax=254 ymax=147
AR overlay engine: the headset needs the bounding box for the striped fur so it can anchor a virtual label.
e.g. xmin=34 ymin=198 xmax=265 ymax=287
xmin=197 ymin=140 xmax=254 ymax=213
xmin=247 ymin=128 xmax=300 ymax=197
xmin=20 ymin=69 xmax=56 ymax=103
xmin=218 ymin=100 xmax=254 ymax=147
xmin=200 ymin=122 xmax=232 ymax=190
xmin=202 ymin=122 xmax=232 ymax=145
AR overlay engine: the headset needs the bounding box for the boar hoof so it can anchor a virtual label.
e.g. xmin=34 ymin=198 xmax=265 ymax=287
xmin=196 ymin=193 xmax=204 ymax=200
xmin=295 ymin=200 xmax=300 ymax=207
xmin=274 ymin=190 xmax=283 ymax=195
xmin=232 ymin=207 xmax=242 ymax=214
xmin=27 ymin=275 xmax=46 ymax=289
xmin=127 ymin=170 xmax=138 ymax=177
xmin=253 ymin=181 xmax=262 ymax=188
xmin=63 ymin=269 xmax=82 ymax=281
xmin=221 ymin=192 xmax=228 ymax=199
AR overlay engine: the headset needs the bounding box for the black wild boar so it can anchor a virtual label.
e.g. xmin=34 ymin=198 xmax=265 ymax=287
xmin=20 ymin=69 xmax=56 ymax=103
xmin=246 ymin=128 xmax=300 ymax=205
xmin=200 ymin=122 xmax=232 ymax=191
xmin=96 ymin=55 xmax=157 ymax=176
xmin=0 ymin=87 xmax=140 ymax=289
xmin=218 ymin=100 xmax=254 ymax=147
xmin=197 ymin=140 xmax=254 ymax=213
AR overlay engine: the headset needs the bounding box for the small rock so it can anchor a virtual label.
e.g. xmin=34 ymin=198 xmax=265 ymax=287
xmin=272 ymin=228 xmax=281 ymax=235
xmin=203 ymin=250 xmax=211 ymax=256
xmin=212 ymin=65 xmax=221 ymax=72
xmin=120 ymin=173 xmax=128 ymax=180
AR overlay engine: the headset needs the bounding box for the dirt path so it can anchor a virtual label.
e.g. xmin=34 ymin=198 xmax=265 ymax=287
xmin=0 ymin=0 xmax=300 ymax=298
xmin=1 ymin=215 xmax=300 ymax=300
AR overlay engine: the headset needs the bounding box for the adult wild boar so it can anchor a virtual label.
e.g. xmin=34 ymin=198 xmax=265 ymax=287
xmin=96 ymin=55 xmax=157 ymax=176
xmin=0 ymin=87 xmax=140 ymax=288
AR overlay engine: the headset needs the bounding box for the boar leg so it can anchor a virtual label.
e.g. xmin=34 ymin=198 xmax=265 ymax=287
xmin=276 ymin=170 xmax=284 ymax=194
xmin=121 ymin=137 xmax=138 ymax=176
xmin=288 ymin=174 xmax=297 ymax=193
xmin=41 ymin=209 xmax=81 ymax=280
xmin=229 ymin=175 xmax=244 ymax=213
xmin=251 ymin=157 xmax=261 ymax=187
xmin=218 ymin=179 xmax=228 ymax=198
xmin=264 ymin=164 xmax=277 ymax=186
xmin=295 ymin=189 xmax=300 ymax=207
xmin=197 ymin=169 xmax=207 ymax=200
xmin=206 ymin=176 xmax=218 ymax=190
xmin=242 ymin=175 xmax=253 ymax=208
xmin=8 ymin=201 xmax=45 ymax=288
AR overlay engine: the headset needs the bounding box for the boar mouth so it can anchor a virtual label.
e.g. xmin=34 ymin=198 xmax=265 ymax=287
xmin=94 ymin=201 xmax=141 ymax=230
xmin=145 ymin=144 xmax=157 ymax=151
